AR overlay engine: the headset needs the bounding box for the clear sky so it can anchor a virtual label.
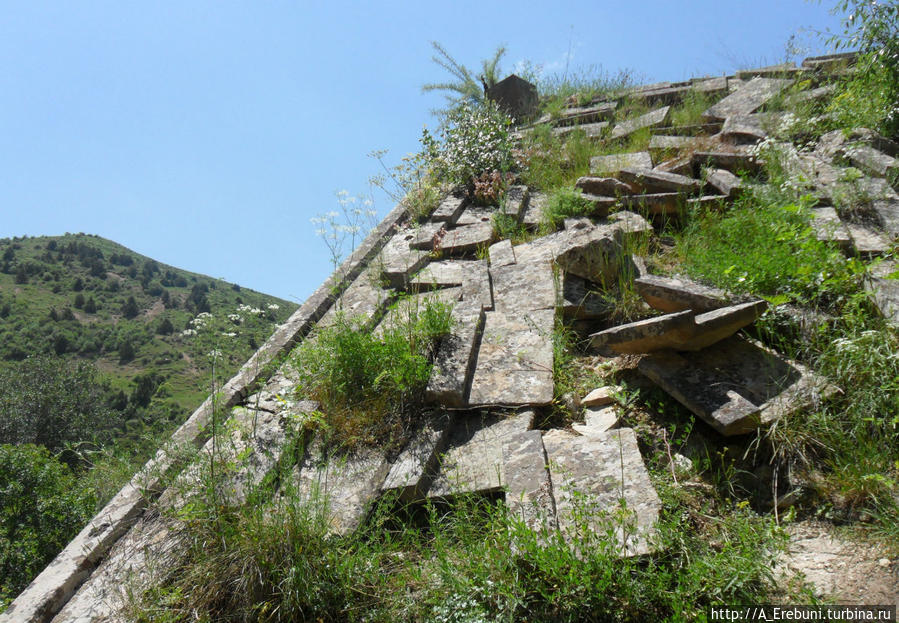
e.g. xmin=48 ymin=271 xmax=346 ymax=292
xmin=0 ymin=1 xmax=846 ymax=302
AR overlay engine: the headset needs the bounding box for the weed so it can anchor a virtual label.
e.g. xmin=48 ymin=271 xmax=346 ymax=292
xmin=669 ymin=88 xmax=717 ymax=127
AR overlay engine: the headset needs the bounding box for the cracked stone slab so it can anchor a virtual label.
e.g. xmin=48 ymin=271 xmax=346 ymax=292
xmin=703 ymin=77 xmax=793 ymax=121
xmin=293 ymin=443 xmax=391 ymax=536
xmin=410 ymin=221 xmax=447 ymax=250
xmin=638 ymin=335 xmax=828 ymax=435
xmin=513 ymin=222 xmax=623 ymax=285
xmin=649 ymin=135 xmax=698 ymax=156
xmin=590 ymin=301 xmax=767 ymax=354
xmin=461 ymin=259 xmax=493 ymax=311
xmin=810 ymin=207 xmax=852 ymax=251
xmin=610 ymin=106 xmax=671 ymax=140
xmin=634 ymin=274 xmax=732 ymax=313
xmin=847 ymin=223 xmax=891 ymax=256
xmin=691 ymin=76 xmax=729 ymax=96
xmin=488 ymin=239 xmax=516 ymax=267
xmin=468 ymin=309 xmax=555 ymax=407
xmin=425 ymin=302 xmax=485 ymax=408
xmin=590 ymin=151 xmax=653 ymax=175
xmin=431 ymin=194 xmax=467 ymax=224
xmin=491 ymin=259 xmax=556 ymax=313
xmin=720 ymin=114 xmax=778 ymax=143
xmin=559 ymin=272 xmax=609 ymax=319
xmin=500 ymin=185 xmax=529 ymax=222
xmin=318 ymin=265 xmax=392 ymax=328
xmin=381 ymin=412 xmax=454 ymax=501
xmin=873 ymin=200 xmax=899 ymax=237
xmin=608 ymin=210 xmax=654 ymax=240
xmin=616 ymin=167 xmax=702 ymax=194
xmin=555 ymin=101 xmax=617 ymax=126
xmin=703 ymin=168 xmax=743 ymax=198
xmin=543 ymin=428 xmax=660 ymax=556
xmin=575 ymin=176 xmax=635 ymax=196
xmin=409 ymin=260 xmax=467 ymax=291
xmin=377 ymin=228 xmax=430 ymax=289
xmin=428 ymin=410 xmax=535 ymax=497
xmin=502 ymin=429 xmax=557 ymax=533
xmin=654 ymin=155 xmax=694 ymax=176
xmin=618 ymin=192 xmax=684 ymax=215
xmin=866 ymin=260 xmax=899 ymax=326
xmin=438 ymin=221 xmax=495 ymax=256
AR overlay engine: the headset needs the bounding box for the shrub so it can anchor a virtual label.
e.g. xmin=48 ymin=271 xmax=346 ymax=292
xmin=541 ymin=187 xmax=595 ymax=231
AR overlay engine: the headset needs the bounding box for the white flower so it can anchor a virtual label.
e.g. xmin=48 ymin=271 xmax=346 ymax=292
xmin=181 ymin=329 xmax=197 ymax=337
xmin=221 ymin=332 xmax=237 ymax=338
xmin=267 ymin=303 xmax=279 ymax=310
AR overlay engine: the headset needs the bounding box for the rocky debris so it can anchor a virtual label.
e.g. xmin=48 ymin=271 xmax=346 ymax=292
xmin=634 ymin=274 xmax=732 ymax=313
xmin=703 ymin=168 xmax=743 ymax=198
xmin=512 ymin=220 xmax=623 ymax=285
xmin=559 ymin=272 xmax=609 ymax=319
xmin=841 ymin=143 xmax=899 ymax=181
xmin=703 ymin=77 xmax=793 ymax=120
xmin=582 ymin=386 xmax=620 ymax=407
xmin=502 ymin=430 xmax=557 ymax=533
xmin=617 ymin=167 xmax=702 ymax=194
xmin=431 ymin=194 xmax=467 ymax=224
xmin=649 ymin=134 xmax=698 ymax=157
xmin=491 ymin=260 xmax=556 ymax=312
xmin=866 ymin=259 xmax=899 ymax=326
xmin=873 ymin=199 xmax=899 ymax=237
xmin=543 ymin=428 xmax=661 ymax=556
xmin=575 ymin=175 xmax=635 ymax=196
xmin=381 ymin=412 xmax=454 ymax=501
xmin=720 ymin=113 xmax=782 ymax=144
xmin=488 ymin=238 xmax=516 ymax=267
xmin=809 ymin=207 xmax=852 ymax=251
xmin=425 ymin=303 xmax=486 ymax=408
xmin=487 ymin=74 xmax=539 ymax=122
xmin=608 ymin=210 xmax=654 ymax=240
xmin=468 ymin=309 xmax=555 ymax=407
xmin=639 ymin=335 xmax=827 ymax=435
xmin=438 ymin=221 xmax=495 ymax=256
xmin=609 ymin=106 xmax=671 ymax=140
xmin=577 ymin=194 xmax=618 ymax=218
xmin=654 ymin=154 xmax=694 ymax=176
xmin=618 ymin=192 xmax=684 ymax=215
xmin=590 ymin=151 xmax=653 ymax=175
xmin=428 ymin=410 xmax=535 ymax=497
xmin=572 ymin=406 xmax=619 ymax=437
xmin=590 ymin=300 xmax=767 ymax=355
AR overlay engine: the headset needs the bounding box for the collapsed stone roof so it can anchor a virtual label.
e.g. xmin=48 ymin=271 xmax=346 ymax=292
xmin=7 ymin=50 xmax=899 ymax=622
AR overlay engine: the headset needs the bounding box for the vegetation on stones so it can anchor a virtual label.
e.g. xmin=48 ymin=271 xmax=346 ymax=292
xmin=421 ymin=42 xmax=507 ymax=106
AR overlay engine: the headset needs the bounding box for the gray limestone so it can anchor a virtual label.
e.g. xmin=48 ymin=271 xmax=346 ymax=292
xmin=488 ymin=238 xmax=516 ymax=267
xmin=559 ymin=272 xmax=609 ymax=319
xmin=720 ymin=114 xmax=772 ymax=143
xmin=409 ymin=260 xmax=467 ymax=291
xmin=431 ymin=195 xmax=467 ymax=224
xmin=543 ymin=428 xmax=660 ymax=556
xmin=703 ymin=77 xmax=793 ymax=121
xmin=649 ymin=135 xmax=698 ymax=156
xmin=608 ymin=210 xmax=654 ymax=241
xmin=425 ymin=302 xmax=485 ymax=408
xmin=873 ymin=199 xmax=899 ymax=237
xmin=610 ymin=106 xmax=671 ymax=140
xmin=809 ymin=207 xmax=852 ymax=250
xmin=318 ymin=265 xmax=392 ymax=328
xmin=704 ymin=168 xmax=743 ymax=198
xmin=654 ymin=155 xmax=694 ymax=176
xmin=381 ymin=412 xmax=454 ymax=501
xmin=735 ymin=62 xmax=799 ymax=80
xmin=575 ymin=176 xmax=635 ymax=196
xmin=410 ymin=221 xmax=448 ymax=251
xmin=491 ymin=260 xmax=556 ymax=313
xmin=841 ymin=143 xmax=899 ymax=180
xmin=456 ymin=206 xmax=497 ymax=227
xmin=500 ymin=185 xmax=530 ymax=222
xmin=428 ymin=410 xmax=535 ymax=497
xmin=866 ymin=260 xmax=899 ymax=326
xmin=691 ymin=150 xmax=760 ymax=175
xmin=616 ymin=168 xmax=702 ymax=194
xmin=552 ymin=121 xmax=608 ymax=138
xmin=461 ymin=259 xmax=493 ymax=311
xmin=847 ymin=223 xmax=891 ymax=256
xmin=619 ymin=192 xmax=684 ymax=215
xmin=590 ymin=151 xmax=653 ymax=175
xmin=377 ymin=228 xmax=430 ymax=289
xmin=522 ymin=191 xmax=547 ymax=228
xmin=634 ymin=274 xmax=731 ymax=313
xmin=513 ymin=221 xmax=623 ymax=285
xmin=468 ymin=309 xmax=555 ymax=407
xmin=502 ymin=429 xmax=557 ymax=533
xmin=555 ymin=102 xmax=617 ymax=126
xmin=438 ymin=221 xmax=495 ymax=256
xmin=638 ymin=335 xmax=827 ymax=435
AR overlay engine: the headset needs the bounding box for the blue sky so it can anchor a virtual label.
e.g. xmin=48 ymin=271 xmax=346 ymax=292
xmin=0 ymin=1 xmax=846 ymax=302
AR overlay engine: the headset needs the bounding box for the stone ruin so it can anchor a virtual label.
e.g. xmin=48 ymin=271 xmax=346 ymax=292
xmin=6 ymin=50 xmax=899 ymax=622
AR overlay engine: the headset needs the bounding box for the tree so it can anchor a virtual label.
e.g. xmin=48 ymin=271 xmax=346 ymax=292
xmin=118 ymin=339 xmax=135 ymax=363
xmin=156 ymin=317 xmax=174 ymax=335
xmin=84 ymin=297 xmax=97 ymax=314
xmin=121 ymin=296 xmax=139 ymax=319
xmin=421 ymin=42 xmax=507 ymax=106
xmin=73 ymin=293 xmax=85 ymax=309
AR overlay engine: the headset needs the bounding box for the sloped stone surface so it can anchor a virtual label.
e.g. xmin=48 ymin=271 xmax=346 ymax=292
xmin=735 ymin=62 xmax=798 ymax=79
xmin=377 ymin=228 xmax=430 ymax=289
xmin=841 ymin=143 xmax=899 ymax=180
xmin=575 ymin=176 xmax=635 ymax=196
xmin=513 ymin=221 xmax=623 ymax=284
xmin=318 ymin=265 xmax=392 ymax=327
xmin=439 ymin=221 xmax=495 ymax=255
xmin=590 ymin=151 xmax=653 ymax=175
xmin=491 ymin=260 xmax=555 ymax=312
xmin=410 ymin=221 xmax=447 ymax=250
xmin=460 ymin=259 xmax=493 ymax=311
xmin=521 ymin=191 xmax=547 ymax=227
xmin=649 ymin=134 xmax=697 ymax=155
xmin=468 ymin=309 xmax=554 ymax=407
xmin=431 ymin=195 xmax=467 ymax=224
xmin=867 ymin=260 xmax=899 ymax=326
xmin=619 ymin=192 xmax=684 ymax=215
xmin=555 ymin=102 xmax=617 ymax=126
xmin=691 ymin=149 xmax=760 ymax=175
xmin=425 ymin=302 xmax=485 ymax=408
xmin=572 ymin=406 xmax=618 ymax=437
xmin=456 ymin=206 xmax=496 ymax=227
xmin=610 ymin=106 xmax=671 ymax=140
xmin=634 ymin=274 xmax=731 ymax=313
xmin=847 ymin=223 xmax=891 ymax=256
xmin=488 ymin=239 xmax=516 ymax=267
xmin=617 ymin=167 xmax=701 ymax=194
xmin=553 ymin=121 xmax=608 ymax=138
xmin=501 ymin=185 xmax=530 ymax=222
xmin=428 ymin=410 xmax=535 ymax=497
xmin=502 ymin=429 xmax=557 ymax=532
xmin=543 ymin=428 xmax=660 ymax=556
xmin=873 ymin=200 xmax=899 ymax=237
xmin=704 ymin=168 xmax=743 ymax=198
xmin=559 ymin=272 xmax=608 ymax=319
xmin=382 ymin=412 xmax=454 ymax=501
xmin=809 ymin=207 xmax=851 ymax=250
xmin=409 ymin=260 xmax=467 ymax=291
xmin=703 ymin=77 xmax=792 ymax=120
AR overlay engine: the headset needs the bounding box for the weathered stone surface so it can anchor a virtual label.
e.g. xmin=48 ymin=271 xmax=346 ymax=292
xmin=425 ymin=302 xmax=485 ymax=408
xmin=491 ymin=260 xmax=555 ymax=313
xmin=377 ymin=228 xmax=430 ymax=289
xmin=513 ymin=221 xmax=623 ymax=285
xmin=691 ymin=150 xmax=760 ymax=176
xmin=802 ymin=52 xmax=857 ymax=71
xmin=293 ymin=443 xmax=391 ymax=536
xmin=610 ymin=106 xmax=671 ymax=140
xmin=704 ymin=168 xmax=743 ymax=198
xmin=591 ymin=301 xmax=766 ymax=354
xmin=873 ymin=199 xmax=899 ymax=237
xmin=502 ymin=429 xmax=557 ymax=532
xmin=651 ymin=122 xmax=723 ymax=137
xmin=438 ymin=221 xmax=495 ymax=256
xmin=455 ymin=206 xmax=496 ymax=227
xmin=735 ymin=62 xmax=799 ymax=79
xmin=468 ymin=309 xmax=554 ymax=407
xmin=572 ymin=406 xmax=618 ymax=437
xmin=649 ymin=135 xmax=698 ymax=156
xmin=638 ymin=335 xmax=827 ymax=435
xmin=686 ymin=195 xmax=730 ymax=211
xmin=522 ymin=191 xmax=547 ymax=227
xmin=409 ymin=260 xmax=467 ymax=291
xmin=559 ymin=272 xmax=608 ymax=319
xmin=703 ymin=77 xmax=793 ymax=121
xmin=634 ymin=274 xmax=731 ymax=313
xmin=791 ymin=84 xmax=836 ymax=104
xmin=431 ymin=194 xmax=467 ymax=224
xmin=608 ymin=210 xmax=654 ymax=240
xmin=428 ymin=410 xmax=535 ymax=497
xmin=653 ymin=155 xmax=694 ymax=176
xmin=847 ymin=223 xmax=891 ymax=256
xmin=318 ymin=265 xmax=392 ymax=327
xmin=410 ymin=221 xmax=447 ymax=250
xmin=590 ymin=151 xmax=653 ymax=175
xmin=575 ymin=176 xmax=635 ymax=196
xmin=617 ymin=167 xmax=702 ymax=194
xmin=488 ymin=238 xmax=516 ymax=267
xmin=381 ymin=412 xmax=454 ymax=501
xmin=244 ymin=365 xmax=302 ymax=413
xmin=555 ymin=102 xmax=617 ymax=126
xmin=461 ymin=259 xmax=493 ymax=311
xmin=552 ymin=121 xmax=609 ymax=138
xmin=720 ymin=114 xmax=771 ymax=143
xmin=487 ymin=74 xmax=538 ymax=122
xmin=810 ymin=207 xmax=852 ymax=250
xmin=500 ymin=185 xmax=530 ymax=222
xmin=619 ymin=192 xmax=684 ymax=215
xmin=691 ymin=76 xmax=729 ymax=97
xmin=866 ymin=260 xmax=899 ymax=326
xmin=543 ymin=428 xmax=660 ymax=556
xmin=582 ymin=386 xmax=619 ymax=407
xmin=842 ymin=143 xmax=899 ymax=180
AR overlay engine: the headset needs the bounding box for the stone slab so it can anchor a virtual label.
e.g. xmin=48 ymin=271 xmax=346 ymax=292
xmin=425 ymin=303 xmax=486 ymax=408
xmin=634 ymin=274 xmax=731 ymax=313
xmin=409 ymin=260 xmax=467 ymax=291
xmin=617 ymin=167 xmax=702 ymax=194
xmin=691 ymin=150 xmax=760 ymax=176
xmin=610 ymin=106 xmax=671 ymax=140
xmin=651 ymin=122 xmax=723 ymax=137
xmin=735 ymin=62 xmax=799 ymax=80
xmin=590 ymin=309 xmax=696 ymax=355
xmin=575 ymin=176 xmax=635 ymax=196
xmin=847 ymin=223 xmax=891 ymax=256
xmin=461 ymin=259 xmax=493 ymax=311
xmin=438 ymin=221 xmax=495 ymax=256
xmin=428 ymin=410 xmax=535 ymax=497
xmin=649 ymin=135 xmax=698 ymax=156
xmin=318 ymin=265 xmax=392 ymax=328
xmin=488 ymin=238 xmax=516 ymax=267
xmin=410 ymin=221 xmax=447 ymax=251
xmin=703 ymin=77 xmax=793 ymax=121
xmin=491 ymin=260 xmax=556 ymax=313
xmin=873 ymin=199 xmax=899 ymax=237
xmin=377 ymin=228 xmax=430 ymax=289
xmin=608 ymin=210 xmax=654 ymax=240
xmin=555 ymin=102 xmax=617 ymax=126
xmin=381 ymin=412 xmax=454 ymax=501
xmin=704 ymin=168 xmax=743 ymax=198
xmin=810 ymin=207 xmax=852 ymax=250
xmin=590 ymin=151 xmax=653 ymax=175
xmin=431 ymin=194 xmax=467 ymax=224
xmin=802 ymin=52 xmax=857 ymax=71
xmin=552 ymin=121 xmax=609 ymax=138
xmin=543 ymin=428 xmax=660 ymax=556
xmin=638 ymin=335 xmax=826 ymax=435
xmin=522 ymin=191 xmax=547 ymax=227
xmin=842 ymin=144 xmax=899 ymax=180
xmin=691 ymin=76 xmax=729 ymax=96
xmin=619 ymin=192 xmax=684 ymax=215
xmin=654 ymin=155 xmax=694 ymax=176
xmin=500 ymin=185 xmax=530 ymax=222
xmin=866 ymin=260 xmax=899 ymax=326
xmin=502 ymin=429 xmax=557 ymax=533
xmin=583 ymin=386 xmax=619 ymax=407
xmin=513 ymin=221 xmax=623 ymax=286
xmin=721 ymin=114 xmax=771 ymax=143
xmin=456 ymin=206 xmax=497 ymax=227
xmin=688 ymin=300 xmax=768 ymax=350
xmin=573 ymin=406 xmax=618 ymax=437
xmin=559 ymin=272 xmax=608 ymax=319
xmin=468 ymin=309 xmax=555 ymax=407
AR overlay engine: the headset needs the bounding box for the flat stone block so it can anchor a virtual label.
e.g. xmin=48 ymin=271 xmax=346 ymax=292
xmin=590 ymin=309 xmax=696 ymax=355
xmin=873 ymin=199 xmax=899 ymax=237
xmin=428 ymin=410 xmax=535 ymax=497
xmin=409 ymin=260 xmax=467 ymax=291
xmin=704 ymin=168 xmax=743 ymax=198
xmin=543 ymin=428 xmax=660 ymax=556
xmin=502 ymin=429 xmax=557 ymax=533
xmin=810 ymin=207 xmax=851 ymax=250
xmin=461 ymin=259 xmax=493 ymax=311
xmin=431 ymin=194 xmax=467 ymax=224
xmin=735 ymin=62 xmax=799 ymax=80
xmin=318 ymin=265 xmax=392 ymax=328
xmin=456 ymin=206 xmax=497 ymax=227
xmin=575 ymin=176 xmax=635 ymax=196
xmin=552 ymin=121 xmax=608 ymax=138
xmin=501 ymin=185 xmax=529 ymax=222
xmin=468 ymin=309 xmax=555 ymax=407
xmin=590 ymin=151 xmax=653 ymax=175
xmin=688 ymin=300 xmax=768 ymax=351
xmin=425 ymin=303 xmax=485 ymax=408
xmin=654 ymin=155 xmax=694 ymax=176
xmin=608 ymin=210 xmax=654 ymax=240
xmin=691 ymin=150 xmax=760 ymax=176
xmin=703 ymin=77 xmax=793 ymax=121
xmin=410 ymin=222 xmax=447 ymax=250
xmin=438 ymin=221 xmax=495 ymax=256
xmin=619 ymin=192 xmax=684 ymax=215
xmin=488 ymin=238 xmax=516 ymax=267
xmin=610 ymin=106 xmax=671 ymax=140
xmin=378 ymin=228 xmax=430 ymax=289
xmin=382 ymin=412 xmax=454 ymax=501
xmin=634 ymin=274 xmax=731 ymax=313
xmin=522 ymin=192 xmax=547 ymax=227
xmin=491 ymin=260 xmax=555 ymax=313
xmin=866 ymin=260 xmax=899 ymax=326
xmin=649 ymin=135 xmax=697 ymax=155
xmin=847 ymin=223 xmax=891 ymax=256
xmin=582 ymin=386 xmax=619 ymax=407
xmin=842 ymin=144 xmax=899 ymax=179
xmin=555 ymin=102 xmax=617 ymax=126
xmin=617 ymin=167 xmax=701 ymax=194
xmin=513 ymin=222 xmax=623 ymax=285
xmin=584 ymin=406 xmax=618 ymax=431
